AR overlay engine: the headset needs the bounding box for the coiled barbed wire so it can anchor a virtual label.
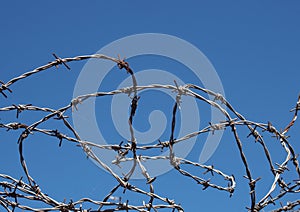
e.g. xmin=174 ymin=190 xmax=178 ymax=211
xmin=0 ymin=54 xmax=299 ymax=211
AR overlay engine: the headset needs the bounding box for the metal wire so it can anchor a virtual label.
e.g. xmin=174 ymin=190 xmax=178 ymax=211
xmin=0 ymin=54 xmax=299 ymax=211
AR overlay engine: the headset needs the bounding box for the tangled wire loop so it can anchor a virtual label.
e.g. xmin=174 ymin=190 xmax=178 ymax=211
xmin=0 ymin=53 xmax=299 ymax=212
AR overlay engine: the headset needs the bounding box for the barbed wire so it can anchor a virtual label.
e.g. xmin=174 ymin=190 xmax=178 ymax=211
xmin=0 ymin=54 xmax=299 ymax=211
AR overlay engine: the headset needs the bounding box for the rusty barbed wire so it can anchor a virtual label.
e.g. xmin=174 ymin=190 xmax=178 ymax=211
xmin=0 ymin=54 xmax=299 ymax=211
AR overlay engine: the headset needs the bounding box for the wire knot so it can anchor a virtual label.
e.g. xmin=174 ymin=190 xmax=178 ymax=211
xmin=0 ymin=80 xmax=12 ymax=98
xmin=52 ymin=53 xmax=71 ymax=70
xmin=214 ymin=93 xmax=226 ymax=104
xmin=117 ymin=55 xmax=133 ymax=75
xmin=120 ymin=86 xmax=134 ymax=96
xmin=172 ymin=80 xmax=187 ymax=109
xmin=71 ymin=98 xmax=82 ymax=111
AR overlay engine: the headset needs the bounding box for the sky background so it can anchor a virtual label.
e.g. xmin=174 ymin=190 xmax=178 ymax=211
xmin=1 ymin=1 xmax=300 ymax=211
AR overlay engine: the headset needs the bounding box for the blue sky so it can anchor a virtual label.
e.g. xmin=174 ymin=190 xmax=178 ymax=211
xmin=1 ymin=1 xmax=300 ymax=211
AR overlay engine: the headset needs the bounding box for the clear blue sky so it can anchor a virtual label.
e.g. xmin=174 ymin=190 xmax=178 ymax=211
xmin=1 ymin=1 xmax=300 ymax=211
